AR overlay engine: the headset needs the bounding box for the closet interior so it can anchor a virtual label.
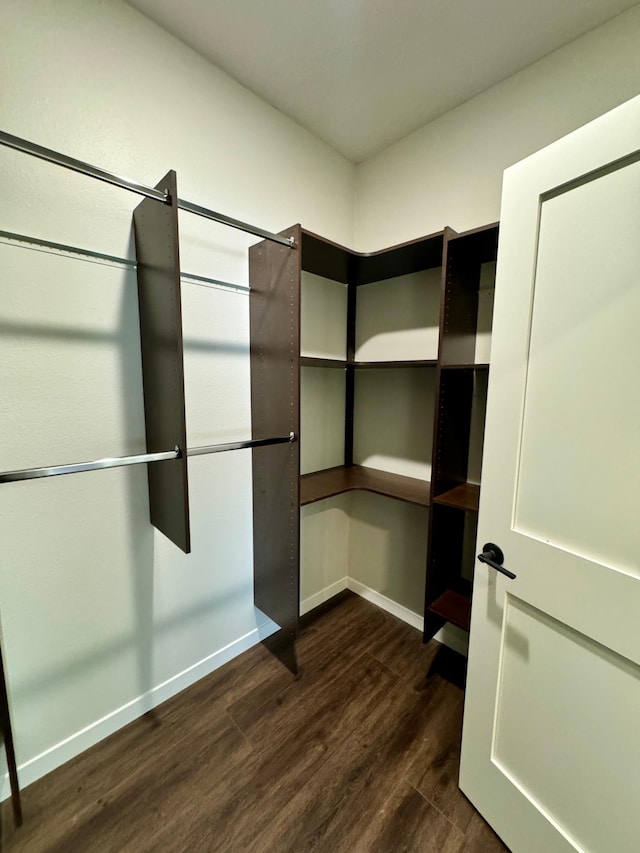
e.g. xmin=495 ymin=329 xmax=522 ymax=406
xmin=2 ymin=127 xmax=498 ymax=821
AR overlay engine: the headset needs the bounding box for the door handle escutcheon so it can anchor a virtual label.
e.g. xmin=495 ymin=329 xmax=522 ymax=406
xmin=478 ymin=543 xmax=516 ymax=579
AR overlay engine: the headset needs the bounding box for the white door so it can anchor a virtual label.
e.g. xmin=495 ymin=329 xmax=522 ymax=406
xmin=460 ymin=95 xmax=640 ymax=853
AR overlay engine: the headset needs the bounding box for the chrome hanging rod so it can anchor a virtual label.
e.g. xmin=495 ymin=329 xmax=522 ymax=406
xmin=176 ymin=199 xmax=294 ymax=248
xmin=0 ymin=229 xmax=251 ymax=293
xmin=0 ymin=131 xmax=167 ymax=202
xmin=0 ymin=433 xmax=296 ymax=484
xmin=0 ymin=130 xmax=294 ymax=248
xmin=187 ymin=432 xmax=294 ymax=457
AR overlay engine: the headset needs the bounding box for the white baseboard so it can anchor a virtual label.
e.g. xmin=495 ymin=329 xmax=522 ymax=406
xmin=346 ymin=578 xmax=424 ymax=631
xmin=4 ymin=586 xmax=469 ymax=801
xmin=1 ymin=617 xmax=279 ymax=801
xmin=299 ymin=577 xmax=348 ymax=615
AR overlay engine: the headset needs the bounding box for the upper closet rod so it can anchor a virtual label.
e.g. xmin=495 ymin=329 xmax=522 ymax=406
xmin=0 ymin=131 xmax=294 ymax=248
xmin=0 ymin=433 xmax=296 ymax=484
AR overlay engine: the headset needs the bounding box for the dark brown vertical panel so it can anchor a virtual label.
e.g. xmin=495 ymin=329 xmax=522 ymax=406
xmin=133 ymin=171 xmax=190 ymax=553
xmin=439 ymin=225 xmax=498 ymax=366
xmin=440 ymin=246 xmax=480 ymax=365
xmin=430 ymin=227 xmax=457 ymax=497
xmin=344 ymin=278 xmax=357 ymax=466
xmin=250 ymin=225 xmax=300 ymax=674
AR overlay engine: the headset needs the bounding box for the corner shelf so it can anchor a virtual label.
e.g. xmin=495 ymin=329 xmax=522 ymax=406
xmin=433 ymin=483 xmax=480 ymax=512
xmin=300 ymin=465 xmax=430 ymax=508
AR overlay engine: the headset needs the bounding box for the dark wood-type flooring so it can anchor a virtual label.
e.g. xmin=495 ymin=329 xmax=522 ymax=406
xmin=1 ymin=592 xmax=509 ymax=852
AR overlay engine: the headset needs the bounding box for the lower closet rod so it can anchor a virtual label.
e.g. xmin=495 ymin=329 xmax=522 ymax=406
xmin=0 ymin=433 xmax=296 ymax=483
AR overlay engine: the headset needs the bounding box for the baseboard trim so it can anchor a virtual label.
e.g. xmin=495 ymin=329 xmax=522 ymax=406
xmin=346 ymin=578 xmax=423 ymax=631
xmin=299 ymin=577 xmax=348 ymax=616
xmin=1 ymin=617 xmax=279 ymax=800
xmin=4 ymin=588 xmax=469 ymax=800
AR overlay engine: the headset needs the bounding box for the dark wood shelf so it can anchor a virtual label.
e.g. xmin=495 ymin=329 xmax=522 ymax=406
xmin=352 ymin=360 xmax=437 ymax=369
xmin=300 ymin=465 xmax=430 ymax=507
xmin=300 ymin=357 xmax=438 ymax=369
xmin=428 ymin=589 xmax=471 ymax=632
xmin=300 ymin=357 xmax=347 ymax=368
xmin=433 ymin=483 xmax=480 ymax=512
xmin=440 ymin=363 xmax=489 ymax=370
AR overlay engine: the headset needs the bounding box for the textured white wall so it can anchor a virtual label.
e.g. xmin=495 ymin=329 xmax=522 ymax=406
xmin=354 ymin=4 xmax=640 ymax=249
xmin=0 ymin=0 xmax=354 ymax=791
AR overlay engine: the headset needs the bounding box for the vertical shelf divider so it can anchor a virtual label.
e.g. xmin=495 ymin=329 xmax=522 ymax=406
xmin=344 ymin=270 xmax=357 ymax=466
xmin=250 ymin=225 xmax=301 ymax=674
xmin=133 ymin=170 xmax=191 ymax=554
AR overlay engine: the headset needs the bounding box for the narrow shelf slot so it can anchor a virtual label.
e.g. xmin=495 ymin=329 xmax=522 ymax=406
xmin=428 ymin=589 xmax=471 ymax=632
xmin=300 ymin=465 xmax=430 ymax=507
xmin=433 ymin=483 xmax=480 ymax=512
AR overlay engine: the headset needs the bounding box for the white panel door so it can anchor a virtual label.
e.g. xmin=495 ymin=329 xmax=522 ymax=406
xmin=460 ymin=95 xmax=640 ymax=853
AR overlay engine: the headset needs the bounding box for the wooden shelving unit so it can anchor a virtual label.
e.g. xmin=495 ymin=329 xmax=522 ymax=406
xmin=250 ymin=220 xmax=498 ymax=666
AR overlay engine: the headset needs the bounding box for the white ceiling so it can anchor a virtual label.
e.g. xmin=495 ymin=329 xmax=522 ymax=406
xmin=127 ymin=0 xmax=639 ymax=163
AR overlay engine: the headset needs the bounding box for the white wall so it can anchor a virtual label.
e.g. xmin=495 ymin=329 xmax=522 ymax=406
xmin=355 ymin=3 xmax=640 ymax=249
xmin=0 ymin=0 xmax=354 ymax=792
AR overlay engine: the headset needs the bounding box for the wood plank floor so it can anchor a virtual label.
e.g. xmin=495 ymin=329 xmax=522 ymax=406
xmin=1 ymin=593 xmax=509 ymax=852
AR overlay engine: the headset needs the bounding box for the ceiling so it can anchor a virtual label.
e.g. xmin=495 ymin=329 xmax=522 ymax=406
xmin=127 ymin=0 xmax=639 ymax=163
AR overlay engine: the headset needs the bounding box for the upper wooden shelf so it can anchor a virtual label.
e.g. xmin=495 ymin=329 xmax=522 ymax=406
xmin=300 ymin=465 xmax=430 ymax=508
xmin=433 ymin=483 xmax=480 ymax=512
xmin=440 ymin=363 xmax=489 ymax=371
xmin=300 ymin=228 xmax=446 ymax=286
xmin=300 ymin=357 xmax=437 ymax=369
xmin=351 ymin=360 xmax=437 ymax=369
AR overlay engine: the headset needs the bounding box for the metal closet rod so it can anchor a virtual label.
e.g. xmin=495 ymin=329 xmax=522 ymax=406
xmin=0 ymin=433 xmax=296 ymax=484
xmin=0 ymin=130 xmax=294 ymax=249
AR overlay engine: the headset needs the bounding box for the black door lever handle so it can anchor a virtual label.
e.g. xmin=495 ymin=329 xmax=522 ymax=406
xmin=477 ymin=543 xmax=516 ymax=579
